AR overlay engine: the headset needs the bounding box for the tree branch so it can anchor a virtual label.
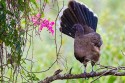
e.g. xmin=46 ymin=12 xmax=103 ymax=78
xmin=39 ymin=67 xmax=125 ymax=83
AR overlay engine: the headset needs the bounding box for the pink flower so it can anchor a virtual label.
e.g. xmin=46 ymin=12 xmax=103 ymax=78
xmin=39 ymin=24 xmax=43 ymax=31
xmin=50 ymin=22 xmax=54 ymax=26
xmin=48 ymin=26 xmax=54 ymax=35
xmin=36 ymin=0 xmax=39 ymax=2
xmin=31 ymin=13 xmax=55 ymax=35
xmin=31 ymin=14 xmax=41 ymax=25
xmin=36 ymin=13 xmax=41 ymax=18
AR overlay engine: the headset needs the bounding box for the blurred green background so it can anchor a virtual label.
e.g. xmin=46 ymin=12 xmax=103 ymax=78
xmin=22 ymin=0 xmax=125 ymax=83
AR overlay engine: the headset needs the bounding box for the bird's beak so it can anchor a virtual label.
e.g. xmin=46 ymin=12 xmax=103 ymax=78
xmin=94 ymin=46 xmax=100 ymax=54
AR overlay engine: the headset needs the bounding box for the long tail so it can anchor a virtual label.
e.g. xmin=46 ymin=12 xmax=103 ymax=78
xmin=60 ymin=0 xmax=98 ymax=38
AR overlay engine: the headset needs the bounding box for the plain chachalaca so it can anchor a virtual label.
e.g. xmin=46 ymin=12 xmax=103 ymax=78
xmin=60 ymin=0 xmax=102 ymax=74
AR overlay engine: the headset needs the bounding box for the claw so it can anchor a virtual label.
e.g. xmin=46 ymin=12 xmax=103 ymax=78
xmin=90 ymin=70 xmax=96 ymax=76
xmin=83 ymin=71 xmax=88 ymax=79
xmin=90 ymin=62 xmax=96 ymax=77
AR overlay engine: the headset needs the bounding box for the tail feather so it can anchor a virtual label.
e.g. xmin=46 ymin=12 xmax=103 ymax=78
xmin=64 ymin=8 xmax=78 ymax=24
xmin=93 ymin=16 xmax=98 ymax=31
xmin=60 ymin=22 xmax=75 ymax=37
xmin=60 ymin=8 xmax=77 ymax=37
xmin=60 ymin=1 xmax=98 ymax=38
xmin=69 ymin=1 xmax=85 ymax=25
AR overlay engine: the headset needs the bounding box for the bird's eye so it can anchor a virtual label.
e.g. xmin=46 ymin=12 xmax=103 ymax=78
xmin=92 ymin=38 xmax=97 ymax=43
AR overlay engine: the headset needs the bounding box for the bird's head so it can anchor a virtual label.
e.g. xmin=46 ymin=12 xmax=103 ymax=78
xmin=72 ymin=24 xmax=84 ymax=36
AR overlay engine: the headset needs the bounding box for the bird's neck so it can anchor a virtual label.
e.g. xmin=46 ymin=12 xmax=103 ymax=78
xmin=75 ymin=26 xmax=84 ymax=37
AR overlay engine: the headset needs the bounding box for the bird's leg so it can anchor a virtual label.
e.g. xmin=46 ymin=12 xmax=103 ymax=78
xmin=83 ymin=63 xmax=88 ymax=79
xmin=83 ymin=64 xmax=87 ymax=74
xmin=90 ymin=61 xmax=96 ymax=76
xmin=91 ymin=62 xmax=94 ymax=73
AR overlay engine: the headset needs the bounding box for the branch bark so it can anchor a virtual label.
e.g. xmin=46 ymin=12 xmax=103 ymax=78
xmin=39 ymin=67 xmax=125 ymax=83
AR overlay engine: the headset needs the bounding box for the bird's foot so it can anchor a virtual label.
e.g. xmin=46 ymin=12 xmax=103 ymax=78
xmin=90 ymin=71 xmax=96 ymax=77
xmin=83 ymin=71 xmax=88 ymax=79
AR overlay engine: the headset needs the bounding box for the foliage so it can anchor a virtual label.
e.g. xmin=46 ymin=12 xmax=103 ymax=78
xmin=0 ymin=0 xmax=38 ymax=82
xmin=0 ymin=0 xmax=25 ymax=64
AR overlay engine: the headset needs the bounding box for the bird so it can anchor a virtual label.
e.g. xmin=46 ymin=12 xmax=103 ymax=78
xmin=59 ymin=0 xmax=102 ymax=75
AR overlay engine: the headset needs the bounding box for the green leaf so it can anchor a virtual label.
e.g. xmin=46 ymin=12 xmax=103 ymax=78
xmin=41 ymin=12 xmax=44 ymax=18
xmin=6 ymin=10 xmax=13 ymax=16
xmin=21 ymin=58 xmax=26 ymax=64
xmin=108 ymin=76 xmax=116 ymax=83
xmin=45 ymin=0 xmax=49 ymax=3
xmin=30 ymin=0 xmax=38 ymax=8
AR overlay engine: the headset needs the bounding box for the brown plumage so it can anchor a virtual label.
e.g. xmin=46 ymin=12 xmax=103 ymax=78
xmin=60 ymin=0 xmax=102 ymax=74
